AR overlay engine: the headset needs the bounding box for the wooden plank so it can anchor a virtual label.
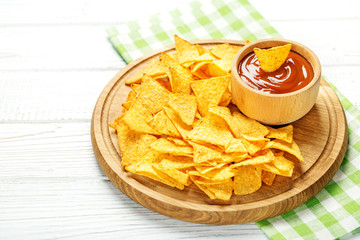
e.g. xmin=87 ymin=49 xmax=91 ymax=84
xmin=0 ymin=26 xmax=124 ymax=71
xmin=0 ymin=21 xmax=358 ymax=71
xmin=0 ymin=122 xmax=267 ymax=240
xmin=0 ymin=70 xmax=119 ymax=122
xmin=0 ymin=0 xmax=358 ymax=25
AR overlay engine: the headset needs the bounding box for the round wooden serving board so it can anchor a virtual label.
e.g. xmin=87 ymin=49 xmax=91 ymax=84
xmin=91 ymin=40 xmax=348 ymax=224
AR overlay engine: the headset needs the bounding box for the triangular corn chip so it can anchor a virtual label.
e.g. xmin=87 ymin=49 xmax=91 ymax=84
xmin=168 ymin=93 xmax=197 ymax=125
xmin=190 ymin=75 xmax=230 ymax=116
xmin=146 ymin=110 xmax=181 ymax=137
xmin=254 ymin=44 xmax=291 ymax=72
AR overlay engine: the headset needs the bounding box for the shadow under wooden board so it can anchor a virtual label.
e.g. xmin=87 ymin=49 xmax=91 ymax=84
xmin=91 ymin=40 xmax=348 ymax=224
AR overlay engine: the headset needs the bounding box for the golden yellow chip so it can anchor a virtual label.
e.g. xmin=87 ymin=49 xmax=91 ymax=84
xmin=234 ymin=166 xmax=262 ymax=195
xmin=195 ymin=163 xmax=226 ymax=175
xmin=122 ymin=99 xmax=159 ymax=135
xmin=146 ymin=110 xmax=181 ymax=137
xmin=187 ymin=113 xmax=234 ymax=148
xmin=221 ymin=152 xmax=249 ymax=163
xmin=191 ymin=176 xmax=216 ymax=199
xmin=242 ymin=138 xmax=267 ymax=156
xmin=189 ymin=141 xmax=222 ymax=164
xmin=232 ymin=111 xmax=269 ymax=139
xmin=174 ymin=35 xmax=199 ymax=66
xmin=261 ymin=170 xmax=276 ymax=186
xmin=191 ymin=61 xmax=210 ymax=79
xmin=190 ymin=75 xmax=230 ymax=116
xmin=189 ymin=166 xmax=235 ymax=182
xmin=164 ymin=106 xmax=193 ymax=139
xmin=168 ymin=93 xmax=197 ymax=125
xmin=113 ymin=121 xmax=157 ymax=167
xmin=195 ymin=44 xmax=209 ymax=55
xmin=218 ymin=89 xmax=232 ymax=107
xmin=168 ymin=66 xmax=192 ymax=94
xmin=152 ymin=165 xmax=185 ymax=190
xmin=264 ymin=139 xmax=303 ymax=162
xmin=266 ymin=125 xmax=293 ymax=143
xmin=159 ymin=155 xmax=197 ymax=170
xmin=231 ymin=149 xmax=274 ymax=168
xmin=225 ymin=138 xmax=247 ymax=153
xmin=207 ymin=61 xmax=228 ymax=77
xmin=166 ymin=137 xmax=191 ymax=147
xmin=206 ymin=180 xmax=233 ymax=201
xmin=210 ymin=43 xmax=242 ymax=60
xmin=125 ymin=58 xmax=168 ymax=85
xmin=159 ymin=52 xmax=194 ymax=84
xmin=126 ymin=159 xmax=162 ymax=182
xmin=254 ymin=44 xmax=291 ymax=72
xmin=273 ymin=155 xmax=295 ymax=172
xmin=150 ymin=138 xmax=193 ymax=157
xmin=136 ymin=75 xmax=170 ymax=115
xmin=208 ymin=59 xmax=232 ymax=76
xmin=153 ymin=163 xmax=191 ymax=186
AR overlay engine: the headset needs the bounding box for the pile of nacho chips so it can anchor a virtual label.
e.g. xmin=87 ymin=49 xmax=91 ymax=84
xmin=110 ymin=35 xmax=303 ymax=201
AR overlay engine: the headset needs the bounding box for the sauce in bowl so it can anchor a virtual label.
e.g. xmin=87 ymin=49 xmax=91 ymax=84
xmin=238 ymin=51 xmax=314 ymax=94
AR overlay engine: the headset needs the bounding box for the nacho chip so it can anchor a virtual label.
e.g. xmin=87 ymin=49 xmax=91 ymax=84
xmin=266 ymin=125 xmax=293 ymax=143
xmin=221 ymin=152 xmax=249 ymax=163
xmin=189 ymin=166 xmax=235 ymax=182
xmin=254 ymin=44 xmax=291 ymax=72
xmin=225 ymin=138 xmax=247 ymax=153
xmin=152 ymin=165 xmax=185 ymax=190
xmin=174 ymin=35 xmax=199 ymax=66
xmin=273 ymin=155 xmax=295 ymax=172
xmin=190 ymin=75 xmax=230 ymax=116
xmin=113 ymin=121 xmax=158 ymax=167
xmin=210 ymin=43 xmax=242 ymax=60
xmin=191 ymin=176 xmax=216 ymax=199
xmin=164 ymin=106 xmax=193 ymax=139
xmin=234 ymin=166 xmax=262 ymax=195
xmin=231 ymin=149 xmax=274 ymax=167
xmin=264 ymin=139 xmax=303 ymax=161
xmin=168 ymin=93 xmax=197 ymax=125
xmin=208 ymin=59 xmax=232 ymax=75
xmin=189 ymin=141 xmax=223 ymax=164
xmin=122 ymin=99 xmax=159 ymax=135
xmin=261 ymin=170 xmax=276 ymax=185
xmin=153 ymin=163 xmax=191 ymax=186
xmin=232 ymin=111 xmax=269 ymax=139
xmin=166 ymin=137 xmax=191 ymax=147
xmin=136 ymin=75 xmax=170 ymax=115
xmin=206 ymin=180 xmax=233 ymax=201
xmin=187 ymin=113 xmax=234 ymax=148
xmin=150 ymin=138 xmax=193 ymax=157
xmin=168 ymin=66 xmax=192 ymax=94
xmin=126 ymin=159 xmax=162 ymax=182
xmin=191 ymin=61 xmax=210 ymax=79
xmin=218 ymin=89 xmax=232 ymax=107
xmin=125 ymin=58 xmax=168 ymax=85
xmin=159 ymin=155 xmax=197 ymax=170
xmin=146 ymin=109 xmax=181 ymax=137
xmin=242 ymin=139 xmax=267 ymax=156
xmin=195 ymin=163 xmax=227 ymax=175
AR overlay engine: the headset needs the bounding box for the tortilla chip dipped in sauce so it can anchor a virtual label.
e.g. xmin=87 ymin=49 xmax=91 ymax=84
xmin=238 ymin=44 xmax=314 ymax=94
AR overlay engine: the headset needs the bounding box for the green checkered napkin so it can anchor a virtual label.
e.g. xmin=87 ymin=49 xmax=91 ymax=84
xmin=107 ymin=0 xmax=360 ymax=239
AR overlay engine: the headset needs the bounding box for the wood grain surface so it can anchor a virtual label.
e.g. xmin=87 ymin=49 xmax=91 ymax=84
xmin=91 ymin=40 xmax=348 ymax=224
xmin=1 ymin=0 xmax=359 ymax=239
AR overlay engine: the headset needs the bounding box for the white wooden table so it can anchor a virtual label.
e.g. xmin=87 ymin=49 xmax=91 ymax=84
xmin=1 ymin=0 xmax=359 ymax=239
